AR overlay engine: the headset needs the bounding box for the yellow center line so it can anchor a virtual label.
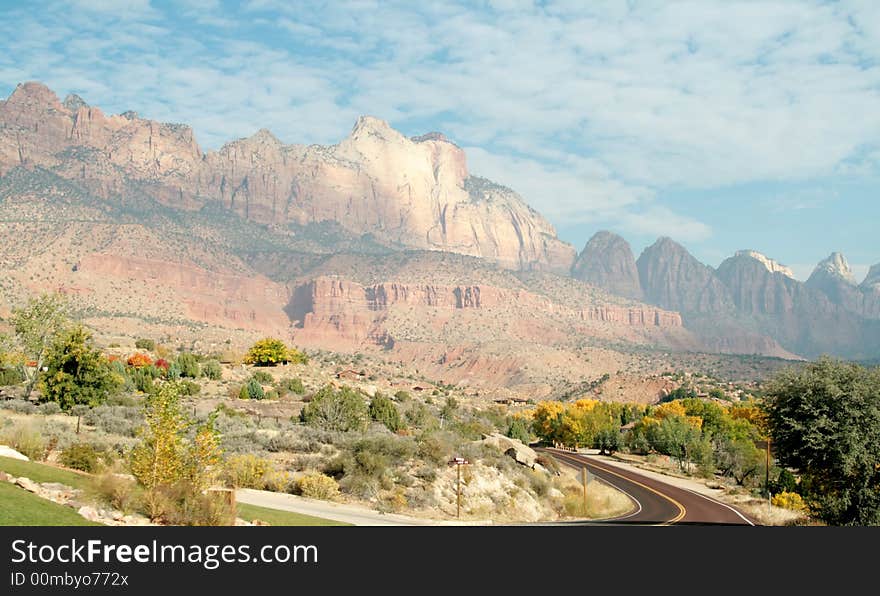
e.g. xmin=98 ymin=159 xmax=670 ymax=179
xmin=545 ymin=449 xmax=687 ymax=525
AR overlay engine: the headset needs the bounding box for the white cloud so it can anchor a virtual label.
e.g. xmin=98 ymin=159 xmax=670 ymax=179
xmin=1 ymin=0 xmax=879 ymax=245
xmin=617 ymin=206 xmax=713 ymax=244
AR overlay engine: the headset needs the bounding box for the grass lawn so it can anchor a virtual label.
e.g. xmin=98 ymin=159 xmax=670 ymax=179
xmin=0 ymin=456 xmax=92 ymax=490
xmin=0 ymin=482 xmax=101 ymax=526
xmin=0 ymin=456 xmax=345 ymax=526
xmin=237 ymin=502 xmax=350 ymax=526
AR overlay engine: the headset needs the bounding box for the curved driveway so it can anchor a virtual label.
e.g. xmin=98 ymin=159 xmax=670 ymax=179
xmin=541 ymin=448 xmax=756 ymax=526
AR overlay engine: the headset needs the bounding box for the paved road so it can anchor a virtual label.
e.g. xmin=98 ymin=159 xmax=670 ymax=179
xmin=540 ymin=448 xmax=756 ymax=526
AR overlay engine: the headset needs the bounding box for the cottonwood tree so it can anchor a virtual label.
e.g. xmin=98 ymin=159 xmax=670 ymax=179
xmin=10 ymin=293 xmax=69 ymax=399
xmin=764 ymin=358 xmax=880 ymax=526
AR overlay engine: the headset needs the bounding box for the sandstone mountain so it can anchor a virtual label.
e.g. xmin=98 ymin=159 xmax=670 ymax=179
xmin=805 ymin=252 xmax=880 ymax=320
xmin=571 ymin=231 xmax=643 ymax=300
xmin=636 ymin=237 xmax=734 ymax=314
xmin=629 ymin=243 xmax=880 ymax=360
xmin=0 ymin=82 xmax=575 ymax=273
xmin=2 ymin=79 xmax=877 ymax=387
xmin=715 ymin=252 xmax=880 ymax=358
xmin=0 ymin=81 xmax=702 ymax=398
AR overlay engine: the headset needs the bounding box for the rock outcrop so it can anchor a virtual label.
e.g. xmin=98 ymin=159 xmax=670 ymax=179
xmin=288 ymin=276 xmax=683 ymax=348
xmin=571 ymin=231 xmax=643 ymax=300
xmin=0 ymin=82 xmax=575 ymax=273
xmin=735 ymin=250 xmax=795 ymax=278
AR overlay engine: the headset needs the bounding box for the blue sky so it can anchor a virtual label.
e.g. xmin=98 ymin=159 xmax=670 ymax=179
xmin=1 ymin=0 xmax=878 ymax=280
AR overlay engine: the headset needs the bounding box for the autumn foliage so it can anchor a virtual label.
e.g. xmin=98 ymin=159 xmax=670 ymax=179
xmin=127 ymin=352 xmax=153 ymax=368
xmin=244 ymin=337 xmax=308 ymax=367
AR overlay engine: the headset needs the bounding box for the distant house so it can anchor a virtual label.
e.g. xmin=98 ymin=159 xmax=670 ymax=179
xmin=493 ymin=397 xmax=529 ymax=406
xmin=336 ymin=369 xmax=365 ymax=381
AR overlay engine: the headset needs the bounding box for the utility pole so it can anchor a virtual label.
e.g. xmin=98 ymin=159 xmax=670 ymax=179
xmin=765 ymin=437 xmax=771 ymax=496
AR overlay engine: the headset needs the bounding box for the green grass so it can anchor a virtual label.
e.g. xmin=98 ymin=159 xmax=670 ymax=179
xmin=0 ymin=482 xmax=101 ymax=526
xmin=236 ymin=502 xmax=350 ymax=526
xmin=0 ymin=456 xmax=92 ymax=490
xmin=0 ymin=456 xmax=346 ymax=526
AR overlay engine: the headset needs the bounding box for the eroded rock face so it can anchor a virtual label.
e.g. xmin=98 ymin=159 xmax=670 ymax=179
xmin=288 ymin=276 xmax=683 ymax=349
xmin=735 ymin=250 xmax=795 ymax=279
xmin=0 ymin=83 xmax=575 ymax=273
xmin=571 ymin=231 xmax=643 ymax=300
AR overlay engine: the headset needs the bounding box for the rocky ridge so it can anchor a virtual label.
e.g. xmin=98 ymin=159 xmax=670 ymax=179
xmin=0 ymin=82 xmax=575 ymax=273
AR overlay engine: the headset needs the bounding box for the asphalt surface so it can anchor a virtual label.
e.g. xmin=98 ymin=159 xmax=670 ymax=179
xmin=541 ymin=448 xmax=756 ymax=526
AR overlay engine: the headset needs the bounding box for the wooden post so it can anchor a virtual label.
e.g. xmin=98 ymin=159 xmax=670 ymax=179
xmin=582 ymin=466 xmax=588 ymax=513
xmin=456 ymin=463 xmax=461 ymax=519
xmin=76 ymin=415 xmax=81 ymax=435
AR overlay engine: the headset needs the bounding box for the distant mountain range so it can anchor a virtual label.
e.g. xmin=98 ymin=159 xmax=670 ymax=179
xmin=1 ymin=81 xmax=877 ymax=370
xmin=573 ymin=232 xmax=880 ymax=359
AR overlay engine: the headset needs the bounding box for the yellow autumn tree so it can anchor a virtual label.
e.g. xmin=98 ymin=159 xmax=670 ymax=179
xmin=652 ymin=400 xmax=688 ymax=420
xmin=130 ymin=382 xmax=187 ymax=519
xmin=245 ymin=337 xmax=308 ymax=367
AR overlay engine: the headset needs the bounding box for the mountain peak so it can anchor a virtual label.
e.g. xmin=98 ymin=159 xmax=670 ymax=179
xmin=812 ymin=252 xmax=856 ymax=285
xmin=62 ymin=93 xmax=89 ymax=112
xmin=862 ymin=264 xmax=880 ymax=290
xmin=248 ymin=128 xmax=281 ymax=145
xmin=571 ymin=230 xmax=643 ymax=300
xmin=734 ymin=250 xmax=794 ymax=278
xmin=351 ymin=115 xmax=394 ymax=136
xmin=411 ymin=131 xmax=450 ymax=144
xmin=7 ymin=81 xmax=62 ymax=108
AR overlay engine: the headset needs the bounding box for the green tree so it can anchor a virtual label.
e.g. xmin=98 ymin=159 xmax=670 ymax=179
xmin=279 ymin=377 xmax=305 ymax=395
xmin=369 ymin=393 xmax=402 ymax=432
xmin=135 ymin=338 xmax=156 ymax=351
xmin=238 ymin=378 xmax=265 ymax=400
xmin=647 ymin=415 xmax=700 ymax=470
xmin=201 ymin=359 xmax=222 ymax=381
xmin=10 ymin=293 xmax=69 ymax=399
xmin=301 ymin=385 xmax=369 ymax=432
xmin=176 ymin=353 xmax=200 ymax=378
xmin=709 ymin=387 xmax=726 ymax=400
xmin=40 ymin=325 xmax=120 ymax=410
xmin=244 ymin=337 xmax=308 ymax=367
xmin=506 ymin=417 xmax=531 ymax=444
xmin=764 ymin=358 xmax=880 ymax=525
xmin=594 ymin=427 xmax=621 ymax=455
xmin=715 ymin=436 xmax=763 ymax=486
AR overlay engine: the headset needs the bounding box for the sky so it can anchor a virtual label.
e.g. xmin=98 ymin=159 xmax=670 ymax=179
xmin=1 ymin=0 xmax=878 ymax=281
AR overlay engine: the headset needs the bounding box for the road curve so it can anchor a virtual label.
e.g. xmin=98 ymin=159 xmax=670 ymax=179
xmin=540 ymin=448 xmax=756 ymax=526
